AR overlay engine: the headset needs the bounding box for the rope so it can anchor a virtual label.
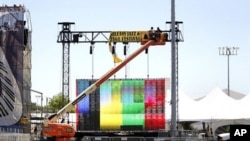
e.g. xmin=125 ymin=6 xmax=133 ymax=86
xmin=147 ymin=48 xmax=150 ymax=78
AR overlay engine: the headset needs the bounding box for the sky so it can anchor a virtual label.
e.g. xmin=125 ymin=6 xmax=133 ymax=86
xmin=2 ymin=0 xmax=250 ymax=104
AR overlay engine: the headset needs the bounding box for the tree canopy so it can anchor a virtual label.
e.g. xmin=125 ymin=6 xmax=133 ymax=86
xmin=47 ymin=93 xmax=75 ymax=113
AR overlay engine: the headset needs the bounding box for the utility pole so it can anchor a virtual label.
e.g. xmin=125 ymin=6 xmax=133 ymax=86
xmin=46 ymin=97 xmax=52 ymax=113
xmin=168 ymin=0 xmax=184 ymax=137
xmin=170 ymin=0 xmax=177 ymax=136
xmin=31 ymin=89 xmax=43 ymax=119
xmin=219 ymin=47 xmax=239 ymax=96
xmin=31 ymin=88 xmax=43 ymax=139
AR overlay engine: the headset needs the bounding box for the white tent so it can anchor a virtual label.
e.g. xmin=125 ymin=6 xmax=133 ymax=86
xmin=167 ymin=87 xmax=238 ymax=121
xmin=234 ymin=94 xmax=250 ymax=119
xmin=166 ymin=87 xmax=250 ymax=133
xmin=178 ymin=89 xmax=199 ymax=121
xmin=197 ymin=87 xmax=237 ymax=120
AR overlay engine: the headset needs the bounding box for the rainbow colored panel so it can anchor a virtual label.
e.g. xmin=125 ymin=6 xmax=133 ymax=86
xmin=76 ymin=80 xmax=90 ymax=114
xmin=76 ymin=79 xmax=166 ymax=130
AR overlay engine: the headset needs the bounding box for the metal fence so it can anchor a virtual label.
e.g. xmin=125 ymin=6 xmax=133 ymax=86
xmin=0 ymin=134 xmax=215 ymax=141
xmin=0 ymin=133 xmax=30 ymax=141
xmin=79 ymin=136 xmax=215 ymax=141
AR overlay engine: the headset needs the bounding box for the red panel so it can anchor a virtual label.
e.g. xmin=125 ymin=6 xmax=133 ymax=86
xmin=156 ymin=106 xmax=164 ymax=113
xmin=145 ymin=80 xmax=151 ymax=86
xmin=157 ymin=114 xmax=165 ymax=129
xmin=156 ymin=94 xmax=164 ymax=101
xmin=156 ymin=88 xmax=165 ymax=95
xmin=145 ymin=113 xmax=165 ymax=130
xmin=145 ymin=79 xmax=157 ymax=86
xmin=156 ymin=79 xmax=165 ymax=95
xmin=151 ymin=80 xmax=157 ymax=86
xmin=156 ymin=89 xmax=163 ymax=94
xmin=156 ymin=102 xmax=164 ymax=107
xmin=151 ymin=107 xmax=156 ymax=113
xmin=145 ymin=102 xmax=151 ymax=109
xmin=145 ymin=114 xmax=152 ymax=130
xmin=145 ymin=97 xmax=156 ymax=107
xmin=156 ymin=79 xmax=165 ymax=86
xmin=151 ymin=114 xmax=157 ymax=129
xmin=145 ymin=106 xmax=151 ymax=113
xmin=146 ymin=112 xmax=165 ymax=129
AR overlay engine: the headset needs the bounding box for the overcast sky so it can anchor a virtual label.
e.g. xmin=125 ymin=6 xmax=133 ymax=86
xmin=3 ymin=0 xmax=250 ymax=104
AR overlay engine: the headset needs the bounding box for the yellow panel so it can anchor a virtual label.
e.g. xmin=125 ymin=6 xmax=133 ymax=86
xmin=100 ymin=104 xmax=112 ymax=114
xmin=100 ymin=114 xmax=122 ymax=130
xmin=111 ymin=103 xmax=122 ymax=114
xmin=101 ymin=103 xmax=122 ymax=114
xmin=111 ymin=94 xmax=121 ymax=103
xmin=109 ymin=31 xmax=147 ymax=42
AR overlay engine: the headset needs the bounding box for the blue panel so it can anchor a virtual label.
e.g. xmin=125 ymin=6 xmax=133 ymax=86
xmin=121 ymin=80 xmax=134 ymax=103
xmin=77 ymin=80 xmax=90 ymax=114
xmin=100 ymin=80 xmax=111 ymax=106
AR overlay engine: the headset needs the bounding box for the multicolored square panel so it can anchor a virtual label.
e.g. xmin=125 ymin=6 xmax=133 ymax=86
xmin=76 ymin=79 xmax=166 ymax=131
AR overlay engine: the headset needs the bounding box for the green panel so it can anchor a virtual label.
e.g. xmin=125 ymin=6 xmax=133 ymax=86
xmin=123 ymin=114 xmax=145 ymax=126
xmin=122 ymin=103 xmax=144 ymax=114
xmin=134 ymin=92 xmax=144 ymax=103
xmin=134 ymin=80 xmax=144 ymax=103
xmin=111 ymin=80 xmax=121 ymax=94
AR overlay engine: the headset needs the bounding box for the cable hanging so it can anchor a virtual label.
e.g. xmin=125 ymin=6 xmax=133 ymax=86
xmin=146 ymin=47 xmax=150 ymax=78
xmin=90 ymin=41 xmax=95 ymax=79
xmin=112 ymin=42 xmax=117 ymax=79
xmin=123 ymin=42 xmax=129 ymax=78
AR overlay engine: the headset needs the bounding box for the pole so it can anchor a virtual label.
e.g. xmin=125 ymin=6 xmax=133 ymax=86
xmin=31 ymin=89 xmax=43 ymax=119
xmin=227 ymin=53 xmax=230 ymax=96
xmin=35 ymin=96 xmax=39 ymax=118
xmin=46 ymin=98 xmax=48 ymax=113
xmin=58 ymin=22 xmax=75 ymax=123
xmin=219 ymin=47 xmax=239 ymax=96
xmin=41 ymin=95 xmax=43 ymax=119
xmin=171 ymin=0 xmax=177 ymax=137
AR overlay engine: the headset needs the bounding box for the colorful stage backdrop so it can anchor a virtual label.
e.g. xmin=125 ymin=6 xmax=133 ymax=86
xmin=76 ymin=79 xmax=166 ymax=131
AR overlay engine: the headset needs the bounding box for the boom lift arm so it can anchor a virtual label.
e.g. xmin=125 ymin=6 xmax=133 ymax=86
xmin=43 ymin=34 xmax=167 ymax=141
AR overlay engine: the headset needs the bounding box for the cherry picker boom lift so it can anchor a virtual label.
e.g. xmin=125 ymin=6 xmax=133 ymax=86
xmin=42 ymin=31 xmax=168 ymax=141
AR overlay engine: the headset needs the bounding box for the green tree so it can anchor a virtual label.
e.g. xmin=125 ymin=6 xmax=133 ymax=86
xmin=47 ymin=93 xmax=75 ymax=113
xmin=30 ymin=102 xmax=38 ymax=111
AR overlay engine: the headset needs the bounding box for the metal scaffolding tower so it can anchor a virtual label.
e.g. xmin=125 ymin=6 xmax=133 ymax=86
xmin=166 ymin=20 xmax=183 ymax=136
xmin=57 ymin=22 xmax=75 ymax=122
xmin=57 ymin=22 xmax=183 ymax=126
